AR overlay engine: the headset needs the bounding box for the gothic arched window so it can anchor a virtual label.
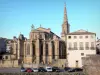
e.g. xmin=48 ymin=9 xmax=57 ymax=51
xmin=59 ymin=42 xmax=66 ymax=59
xmin=45 ymin=43 xmax=48 ymax=56
xmin=52 ymin=41 xmax=55 ymax=59
xmin=27 ymin=43 xmax=30 ymax=55
xmin=33 ymin=42 xmax=35 ymax=56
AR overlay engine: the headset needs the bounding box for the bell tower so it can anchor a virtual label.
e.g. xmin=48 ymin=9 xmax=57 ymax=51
xmin=61 ymin=3 xmax=70 ymax=37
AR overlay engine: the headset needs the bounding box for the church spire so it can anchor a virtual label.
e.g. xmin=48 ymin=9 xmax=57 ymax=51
xmin=61 ymin=3 xmax=70 ymax=37
xmin=63 ymin=3 xmax=68 ymax=23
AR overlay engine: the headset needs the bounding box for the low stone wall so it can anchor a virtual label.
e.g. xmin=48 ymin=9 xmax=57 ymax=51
xmin=0 ymin=72 xmax=85 ymax=75
xmin=23 ymin=63 xmax=39 ymax=68
xmin=0 ymin=60 xmax=18 ymax=67
xmin=52 ymin=59 xmax=67 ymax=67
xmin=82 ymin=55 xmax=100 ymax=75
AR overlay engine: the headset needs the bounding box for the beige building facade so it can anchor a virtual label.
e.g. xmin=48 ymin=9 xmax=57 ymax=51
xmin=3 ymin=26 xmax=66 ymax=67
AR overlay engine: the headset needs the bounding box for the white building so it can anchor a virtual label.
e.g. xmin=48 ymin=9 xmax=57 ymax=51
xmin=61 ymin=4 xmax=96 ymax=68
xmin=66 ymin=29 xmax=96 ymax=67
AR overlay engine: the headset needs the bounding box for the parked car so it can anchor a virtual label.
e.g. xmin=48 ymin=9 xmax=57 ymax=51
xmin=38 ymin=67 xmax=47 ymax=72
xmin=68 ymin=68 xmax=83 ymax=72
xmin=32 ymin=68 xmax=38 ymax=72
xmin=64 ymin=67 xmax=71 ymax=71
xmin=59 ymin=68 xmax=65 ymax=72
xmin=45 ymin=66 xmax=52 ymax=72
xmin=52 ymin=67 xmax=60 ymax=72
xmin=26 ymin=68 xmax=33 ymax=72
xmin=21 ymin=67 xmax=26 ymax=72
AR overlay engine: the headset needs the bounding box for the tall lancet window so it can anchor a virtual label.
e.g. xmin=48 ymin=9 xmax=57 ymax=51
xmin=52 ymin=41 xmax=55 ymax=59
xmin=27 ymin=43 xmax=30 ymax=55
xmin=33 ymin=42 xmax=35 ymax=56
xmin=59 ymin=42 xmax=62 ymax=59
xmin=45 ymin=43 xmax=48 ymax=56
xmin=59 ymin=42 xmax=66 ymax=59
xmin=45 ymin=43 xmax=48 ymax=64
xmin=62 ymin=42 xmax=66 ymax=59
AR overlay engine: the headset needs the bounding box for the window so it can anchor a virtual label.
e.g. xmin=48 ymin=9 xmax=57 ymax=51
xmin=68 ymin=36 xmax=71 ymax=39
xmin=79 ymin=42 xmax=84 ymax=50
xmin=73 ymin=42 xmax=78 ymax=50
xmin=27 ymin=43 xmax=30 ymax=55
xmin=81 ymin=53 xmax=84 ymax=56
xmin=79 ymin=36 xmax=83 ymax=39
xmin=68 ymin=42 xmax=72 ymax=50
xmin=40 ymin=34 xmax=42 ymax=38
xmin=52 ymin=41 xmax=55 ymax=59
xmin=35 ymin=35 xmax=37 ymax=39
xmin=59 ymin=42 xmax=66 ymax=59
xmin=76 ymin=60 xmax=79 ymax=67
xmin=85 ymin=36 xmax=88 ymax=38
xmin=76 ymin=60 xmax=78 ymax=62
xmin=91 ymin=42 xmax=95 ymax=50
xmin=33 ymin=43 xmax=35 ymax=56
xmin=85 ymin=42 xmax=89 ymax=50
xmin=46 ymin=43 xmax=48 ymax=56
xmin=5 ymin=56 xmax=8 ymax=59
xmin=74 ymin=36 xmax=77 ymax=39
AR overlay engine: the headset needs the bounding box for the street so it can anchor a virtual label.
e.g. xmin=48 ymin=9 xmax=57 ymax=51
xmin=0 ymin=68 xmax=21 ymax=73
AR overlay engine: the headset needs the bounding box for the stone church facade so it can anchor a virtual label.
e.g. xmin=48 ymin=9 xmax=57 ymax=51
xmin=0 ymin=4 xmax=68 ymax=67
xmin=1 ymin=3 xmax=69 ymax=67
xmin=7 ymin=26 xmax=66 ymax=66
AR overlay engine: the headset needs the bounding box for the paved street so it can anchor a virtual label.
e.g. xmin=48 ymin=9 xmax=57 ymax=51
xmin=0 ymin=68 xmax=21 ymax=73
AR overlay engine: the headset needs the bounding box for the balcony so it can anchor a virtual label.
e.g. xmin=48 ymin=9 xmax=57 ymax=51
xmin=79 ymin=47 xmax=84 ymax=50
xmin=85 ymin=47 xmax=89 ymax=50
xmin=90 ymin=47 xmax=95 ymax=50
xmin=73 ymin=47 xmax=78 ymax=50
xmin=68 ymin=47 xmax=73 ymax=50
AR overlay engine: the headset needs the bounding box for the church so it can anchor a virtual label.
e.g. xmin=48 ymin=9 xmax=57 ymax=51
xmin=0 ymin=4 xmax=68 ymax=67
xmin=5 ymin=25 xmax=66 ymax=67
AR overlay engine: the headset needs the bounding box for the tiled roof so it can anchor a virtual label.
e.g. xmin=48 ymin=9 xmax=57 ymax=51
xmin=67 ymin=29 xmax=96 ymax=35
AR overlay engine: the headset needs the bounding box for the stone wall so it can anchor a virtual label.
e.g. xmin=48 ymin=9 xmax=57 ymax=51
xmin=82 ymin=55 xmax=100 ymax=75
xmin=52 ymin=59 xmax=67 ymax=67
xmin=0 ymin=60 xmax=18 ymax=67
xmin=0 ymin=72 xmax=85 ymax=75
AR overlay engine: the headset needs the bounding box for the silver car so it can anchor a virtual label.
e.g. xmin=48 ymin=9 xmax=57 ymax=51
xmin=32 ymin=68 xmax=38 ymax=72
xmin=45 ymin=66 xmax=52 ymax=72
xmin=21 ymin=67 xmax=26 ymax=72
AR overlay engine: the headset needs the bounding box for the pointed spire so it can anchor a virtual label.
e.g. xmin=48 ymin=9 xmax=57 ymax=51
xmin=63 ymin=2 xmax=68 ymax=23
